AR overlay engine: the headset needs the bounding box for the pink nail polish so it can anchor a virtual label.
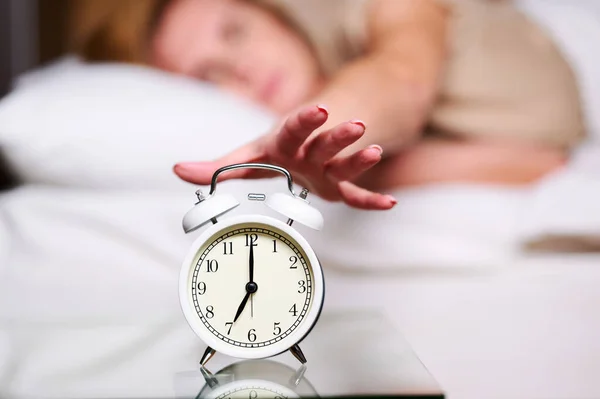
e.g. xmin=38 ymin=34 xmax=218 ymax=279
xmin=350 ymin=119 xmax=366 ymax=129
xmin=368 ymin=144 xmax=383 ymax=155
xmin=386 ymin=195 xmax=398 ymax=205
xmin=316 ymin=104 xmax=329 ymax=115
xmin=174 ymin=162 xmax=199 ymax=172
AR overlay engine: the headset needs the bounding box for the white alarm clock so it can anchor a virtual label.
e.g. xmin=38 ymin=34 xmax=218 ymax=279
xmin=179 ymin=163 xmax=325 ymax=366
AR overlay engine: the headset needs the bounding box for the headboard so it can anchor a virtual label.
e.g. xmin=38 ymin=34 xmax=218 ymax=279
xmin=0 ymin=0 xmax=72 ymax=98
xmin=0 ymin=0 xmax=73 ymax=188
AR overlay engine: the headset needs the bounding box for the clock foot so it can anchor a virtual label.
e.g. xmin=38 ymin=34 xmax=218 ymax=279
xmin=289 ymin=344 xmax=307 ymax=364
xmin=199 ymin=346 xmax=216 ymax=366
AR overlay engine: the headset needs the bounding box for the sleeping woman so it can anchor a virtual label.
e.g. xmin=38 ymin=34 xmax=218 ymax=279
xmin=71 ymin=0 xmax=586 ymax=210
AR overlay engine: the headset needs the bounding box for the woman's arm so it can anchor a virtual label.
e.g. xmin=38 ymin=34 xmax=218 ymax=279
xmin=174 ymin=0 xmax=449 ymax=209
xmin=306 ymin=0 xmax=449 ymax=156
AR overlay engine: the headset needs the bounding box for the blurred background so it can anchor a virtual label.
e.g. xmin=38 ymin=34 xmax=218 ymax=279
xmin=1 ymin=1 xmax=600 ymax=399
xmin=0 ymin=0 xmax=71 ymax=96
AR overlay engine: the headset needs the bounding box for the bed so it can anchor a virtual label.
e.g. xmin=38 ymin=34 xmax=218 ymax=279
xmin=1 ymin=1 xmax=600 ymax=398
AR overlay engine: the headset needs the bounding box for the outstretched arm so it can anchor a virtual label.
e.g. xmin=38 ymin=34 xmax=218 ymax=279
xmin=174 ymin=0 xmax=448 ymax=209
xmin=306 ymin=0 xmax=449 ymax=156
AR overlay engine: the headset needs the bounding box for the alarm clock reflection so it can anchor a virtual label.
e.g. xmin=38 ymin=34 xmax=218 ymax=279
xmin=193 ymin=359 xmax=318 ymax=398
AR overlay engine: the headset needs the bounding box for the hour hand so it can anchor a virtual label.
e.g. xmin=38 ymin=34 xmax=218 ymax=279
xmin=234 ymin=291 xmax=251 ymax=323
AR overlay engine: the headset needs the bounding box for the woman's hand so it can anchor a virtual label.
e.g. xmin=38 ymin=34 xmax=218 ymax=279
xmin=173 ymin=104 xmax=397 ymax=210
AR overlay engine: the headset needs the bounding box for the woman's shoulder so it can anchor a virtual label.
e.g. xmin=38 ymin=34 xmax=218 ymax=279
xmin=253 ymin=0 xmax=371 ymax=75
xmin=254 ymin=0 xmax=453 ymax=76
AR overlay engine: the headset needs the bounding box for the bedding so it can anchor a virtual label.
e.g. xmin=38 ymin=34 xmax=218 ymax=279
xmin=518 ymin=0 xmax=600 ymax=139
xmin=1 ymin=56 xmax=600 ymax=269
xmin=0 ymin=57 xmax=274 ymax=190
xmin=2 ymin=184 xmax=600 ymax=399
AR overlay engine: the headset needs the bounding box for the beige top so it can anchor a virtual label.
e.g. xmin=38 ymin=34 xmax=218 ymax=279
xmin=255 ymin=0 xmax=586 ymax=149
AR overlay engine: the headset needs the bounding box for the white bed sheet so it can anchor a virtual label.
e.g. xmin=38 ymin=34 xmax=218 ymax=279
xmin=1 ymin=181 xmax=600 ymax=399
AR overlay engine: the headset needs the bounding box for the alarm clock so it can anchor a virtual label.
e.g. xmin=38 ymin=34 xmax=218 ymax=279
xmin=196 ymin=359 xmax=318 ymax=399
xmin=179 ymin=163 xmax=325 ymax=366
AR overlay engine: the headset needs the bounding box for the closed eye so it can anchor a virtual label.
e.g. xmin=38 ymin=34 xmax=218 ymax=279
xmin=222 ymin=18 xmax=245 ymax=44
xmin=195 ymin=64 xmax=231 ymax=83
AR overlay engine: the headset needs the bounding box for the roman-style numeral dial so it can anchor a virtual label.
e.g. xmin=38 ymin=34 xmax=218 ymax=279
xmin=189 ymin=223 xmax=314 ymax=348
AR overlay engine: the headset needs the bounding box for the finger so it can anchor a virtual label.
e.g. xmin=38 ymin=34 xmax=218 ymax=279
xmin=303 ymin=120 xmax=365 ymax=165
xmin=174 ymin=162 xmax=277 ymax=185
xmin=174 ymin=140 xmax=268 ymax=185
xmin=324 ymin=144 xmax=382 ymax=182
xmin=337 ymin=181 xmax=397 ymax=210
xmin=271 ymin=104 xmax=329 ymax=157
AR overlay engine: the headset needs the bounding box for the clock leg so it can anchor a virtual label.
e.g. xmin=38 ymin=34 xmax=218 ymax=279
xmin=289 ymin=344 xmax=307 ymax=364
xmin=199 ymin=346 xmax=216 ymax=366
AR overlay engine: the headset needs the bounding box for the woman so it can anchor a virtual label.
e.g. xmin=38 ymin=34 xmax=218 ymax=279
xmin=71 ymin=0 xmax=586 ymax=210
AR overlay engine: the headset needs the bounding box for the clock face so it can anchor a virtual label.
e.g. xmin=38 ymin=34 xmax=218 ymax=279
xmin=184 ymin=220 xmax=318 ymax=352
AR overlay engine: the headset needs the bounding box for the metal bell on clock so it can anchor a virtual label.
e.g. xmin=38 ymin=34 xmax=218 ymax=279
xmin=266 ymin=189 xmax=324 ymax=231
xmin=182 ymin=190 xmax=239 ymax=233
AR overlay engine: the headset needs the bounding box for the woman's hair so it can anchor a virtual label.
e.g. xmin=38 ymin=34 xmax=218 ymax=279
xmin=69 ymin=0 xmax=170 ymax=64
xmin=69 ymin=0 xmax=320 ymax=71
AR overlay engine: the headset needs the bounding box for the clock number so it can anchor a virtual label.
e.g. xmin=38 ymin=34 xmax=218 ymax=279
xmin=245 ymin=233 xmax=258 ymax=247
xmin=249 ymin=390 xmax=258 ymax=399
xmin=289 ymin=304 xmax=298 ymax=317
xmin=272 ymin=239 xmax=277 ymax=253
xmin=205 ymin=305 xmax=214 ymax=319
xmin=273 ymin=322 xmax=282 ymax=336
xmin=205 ymin=259 xmax=218 ymax=273
xmin=222 ymin=241 xmax=233 ymax=255
xmin=247 ymin=329 xmax=257 ymax=342
xmin=225 ymin=322 xmax=233 ymax=335
xmin=196 ymin=282 xmax=206 ymax=295
xmin=298 ymin=280 xmax=306 ymax=294
xmin=289 ymin=256 xmax=298 ymax=269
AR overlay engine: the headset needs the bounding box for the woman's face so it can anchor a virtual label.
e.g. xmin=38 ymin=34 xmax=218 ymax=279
xmin=152 ymin=0 xmax=323 ymax=114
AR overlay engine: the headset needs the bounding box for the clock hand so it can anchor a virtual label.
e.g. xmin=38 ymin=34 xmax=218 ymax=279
xmin=248 ymin=243 xmax=255 ymax=318
xmin=233 ymin=281 xmax=259 ymax=323
xmin=234 ymin=291 xmax=251 ymax=323
xmin=235 ymin=244 xmax=258 ymax=324
xmin=249 ymin=242 xmax=254 ymax=283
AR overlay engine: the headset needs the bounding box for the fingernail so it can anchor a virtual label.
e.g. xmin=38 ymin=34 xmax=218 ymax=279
xmin=368 ymin=144 xmax=383 ymax=156
xmin=386 ymin=195 xmax=398 ymax=205
xmin=174 ymin=162 xmax=195 ymax=171
xmin=350 ymin=119 xmax=366 ymax=130
xmin=316 ymin=104 xmax=328 ymax=115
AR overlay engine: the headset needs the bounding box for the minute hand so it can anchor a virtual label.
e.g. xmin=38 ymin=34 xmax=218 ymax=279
xmin=249 ymin=242 xmax=254 ymax=283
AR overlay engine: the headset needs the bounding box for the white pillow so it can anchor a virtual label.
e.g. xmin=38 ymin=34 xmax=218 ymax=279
xmin=0 ymin=57 xmax=277 ymax=190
